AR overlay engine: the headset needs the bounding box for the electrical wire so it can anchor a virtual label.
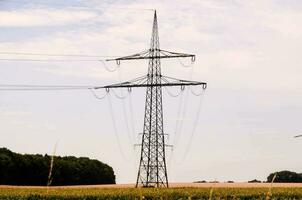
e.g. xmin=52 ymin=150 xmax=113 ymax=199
xmin=0 ymin=87 xmax=92 ymax=91
xmin=190 ymin=86 xmax=205 ymax=96
xmin=0 ymin=84 xmax=95 ymax=91
xmin=99 ymin=60 xmax=119 ymax=72
xmin=169 ymin=59 xmax=196 ymax=164
xmin=177 ymin=89 xmax=206 ymax=163
xmin=107 ymin=93 xmax=130 ymax=161
xmin=177 ymin=58 xmax=194 ymax=68
xmin=117 ymin=66 xmax=134 ymax=148
xmin=111 ymin=88 xmax=130 ymax=99
xmin=0 ymin=84 xmax=93 ymax=88
xmin=167 ymin=86 xmax=186 ymax=167
xmin=4 ymin=0 xmax=155 ymax=12
xmin=90 ymin=89 xmax=107 ymax=100
xmin=0 ymin=58 xmax=102 ymax=62
xmin=173 ymin=86 xmax=190 ymax=149
xmin=163 ymin=86 xmax=183 ymax=97
xmin=0 ymin=52 xmax=120 ymax=58
xmin=128 ymin=92 xmax=137 ymax=143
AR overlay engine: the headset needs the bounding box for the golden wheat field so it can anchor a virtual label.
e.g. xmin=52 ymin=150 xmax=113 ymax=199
xmin=1 ymin=183 xmax=302 ymax=200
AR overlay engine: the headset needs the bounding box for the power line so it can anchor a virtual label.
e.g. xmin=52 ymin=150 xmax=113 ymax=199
xmin=0 ymin=84 xmax=95 ymax=91
xmin=3 ymin=0 xmax=155 ymax=12
xmin=178 ymin=88 xmax=206 ymax=163
xmin=90 ymin=89 xmax=108 ymax=100
xmin=0 ymin=84 xmax=94 ymax=87
xmin=0 ymin=58 xmax=103 ymax=62
xmin=0 ymin=52 xmax=120 ymax=58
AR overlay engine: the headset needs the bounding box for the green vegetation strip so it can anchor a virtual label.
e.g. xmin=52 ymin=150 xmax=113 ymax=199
xmin=0 ymin=187 xmax=302 ymax=200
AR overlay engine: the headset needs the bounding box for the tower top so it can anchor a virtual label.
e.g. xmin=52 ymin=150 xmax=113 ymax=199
xmin=150 ymin=10 xmax=159 ymax=50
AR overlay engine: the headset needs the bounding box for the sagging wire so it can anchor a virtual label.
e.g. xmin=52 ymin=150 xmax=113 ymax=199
xmin=173 ymin=85 xmax=190 ymax=150
xmin=107 ymin=93 xmax=130 ymax=161
xmin=169 ymin=56 xmax=196 ymax=165
xmin=161 ymin=77 xmax=184 ymax=97
xmin=167 ymin=87 xmax=188 ymax=179
xmin=99 ymin=60 xmax=120 ymax=72
xmin=117 ymin=66 xmax=135 ymax=151
xmin=177 ymin=88 xmax=206 ymax=164
xmin=190 ymin=85 xmax=205 ymax=96
xmin=167 ymin=86 xmax=187 ymax=166
xmin=111 ymin=88 xmax=131 ymax=99
xmin=177 ymin=56 xmax=195 ymax=68
xmin=90 ymin=88 xmax=108 ymax=100
xmin=164 ymin=86 xmax=183 ymax=97
xmin=128 ymin=92 xmax=137 ymax=144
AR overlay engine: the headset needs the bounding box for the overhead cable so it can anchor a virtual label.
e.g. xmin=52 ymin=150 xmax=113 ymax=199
xmin=99 ymin=60 xmax=119 ymax=72
xmin=177 ymin=58 xmax=194 ymax=68
xmin=190 ymin=86 xmax=206 ymax=96
xmin=111 ymin=88 xmax=130 ymax=99
xmin=90 ymin=89 xmax=108 ymax=100
xmin=107 ymin=93 xmax=131 ymax=161
xmin=0 ymin=52 xmax=120 ymax=58
xmin=0 ymin=58 xmax=102 ymax=62
xmin=178 ymin=89 xmax=206 ymax=163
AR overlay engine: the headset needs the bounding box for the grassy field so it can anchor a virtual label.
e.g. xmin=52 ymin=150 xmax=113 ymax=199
xmin=1 ymin=184 xmax=302 ymax=200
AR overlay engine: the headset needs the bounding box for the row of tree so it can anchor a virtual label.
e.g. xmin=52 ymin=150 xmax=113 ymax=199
xmin=0 ymin=148 xmax=115 ymax=186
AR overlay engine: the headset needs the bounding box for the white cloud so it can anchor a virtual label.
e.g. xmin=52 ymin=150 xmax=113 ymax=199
xmin=0 ymin=9 xmax=97 ymax=27
xmin=2 ymin=0 xmax=302 ymax=183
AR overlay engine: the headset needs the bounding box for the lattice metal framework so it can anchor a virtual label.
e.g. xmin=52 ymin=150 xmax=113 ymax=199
xmin=104 ymin=10 xmax=207 ymax=188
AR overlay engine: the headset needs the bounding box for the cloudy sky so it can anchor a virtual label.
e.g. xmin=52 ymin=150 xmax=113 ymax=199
xmin=1 ymin=0 xmax=302 ymax=184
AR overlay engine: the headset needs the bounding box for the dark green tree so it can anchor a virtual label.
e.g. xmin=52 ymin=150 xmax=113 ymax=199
xmin=0 ymin=147 xmax=115 ymax=186
xmin=267 ymin=170 xmax=302 ymax=183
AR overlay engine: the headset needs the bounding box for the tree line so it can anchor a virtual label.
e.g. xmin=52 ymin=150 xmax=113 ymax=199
xmin=0 ymin=148 xmax=115 ymax=186
xmin=267 ymin=170 xmax=302 ymax=183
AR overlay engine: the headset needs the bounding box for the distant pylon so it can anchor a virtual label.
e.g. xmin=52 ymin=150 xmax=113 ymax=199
xmin=104 ymin=10 xmax=207 ymax=188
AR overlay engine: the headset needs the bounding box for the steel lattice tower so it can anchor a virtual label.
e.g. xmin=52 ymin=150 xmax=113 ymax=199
xmin=103 ymin=10 xmax=207 ymax=188
xmin=136 ymin=11 xmax=167 ymax=188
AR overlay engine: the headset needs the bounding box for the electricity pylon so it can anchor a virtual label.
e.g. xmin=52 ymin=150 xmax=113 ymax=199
xmin=101 ymin=10 xmax=207 ymax=188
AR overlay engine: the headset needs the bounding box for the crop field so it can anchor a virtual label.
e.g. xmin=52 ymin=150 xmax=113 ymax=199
xmin=1 ymin=184 xmax=302 ymax=200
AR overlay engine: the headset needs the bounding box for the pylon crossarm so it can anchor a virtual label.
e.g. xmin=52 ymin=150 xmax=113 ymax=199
xmin=161 ymin=75 xmax=207 ymax=89
xmin=106 ymin=50 xmax=149 ymax=62
xmin=159 ymin=49 xmax=195 ymax=61
xmin=93 ymin=74 xmax=207 ymax=90
xmin=106 ymin=49 xmax=195 ymax=62
xmin=97 ymin=82 xmax=205 ymax=89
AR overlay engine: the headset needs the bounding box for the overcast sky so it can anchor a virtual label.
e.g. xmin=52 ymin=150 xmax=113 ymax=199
xmin=1 ymin=0 xmax=302 ymax=184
